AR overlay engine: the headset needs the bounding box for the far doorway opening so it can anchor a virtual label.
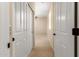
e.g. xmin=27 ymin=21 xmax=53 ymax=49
xmin=29 ymin=2 xmax=54 ymax=57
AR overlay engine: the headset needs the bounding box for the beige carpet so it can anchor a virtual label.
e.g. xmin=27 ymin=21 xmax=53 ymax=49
xmin=28 ymin=34 xmax=53 ymax=57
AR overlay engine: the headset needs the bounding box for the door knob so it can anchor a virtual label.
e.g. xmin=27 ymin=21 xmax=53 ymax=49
xmin=12 ymin=38 xmax=15 ymax=42
xmin=53 ymin=33 xmax=56 ymax=36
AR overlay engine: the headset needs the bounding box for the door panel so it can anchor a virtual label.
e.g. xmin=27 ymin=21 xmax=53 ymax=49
xmin=12 ymin=2 xmax=27 ymax=57
xmin=12 ymin=2 xmax=33 ymax=57
xmin=53 ymin=2 xmax=74 ymax=57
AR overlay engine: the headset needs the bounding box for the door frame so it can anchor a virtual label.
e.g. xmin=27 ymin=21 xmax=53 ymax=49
xmin=9 ymin=2 xmax=13 ymax=57
xmin=27 ymin=3 xmax=35 ymax=48
xmin=74 ymin=2 xmax=78 ymax=57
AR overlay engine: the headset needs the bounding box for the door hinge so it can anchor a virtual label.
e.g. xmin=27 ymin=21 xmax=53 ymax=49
xmin=7 ymin=43 xmax=11 ymax=48
xmin=72 ymin=28 xmax=79 ymax=36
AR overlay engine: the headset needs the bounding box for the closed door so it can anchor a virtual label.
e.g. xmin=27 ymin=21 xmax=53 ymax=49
xmin=53 ymin=2 xmax=74 ymax=57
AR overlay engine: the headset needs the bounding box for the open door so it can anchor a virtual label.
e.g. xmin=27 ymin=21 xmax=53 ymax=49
xmin=12 ymin=2 xmax=27 ymax=57
xmin=12 ymin=2 xmax=34 ymax=57
xmin=53 ymin=2 xmax=74 ymax=57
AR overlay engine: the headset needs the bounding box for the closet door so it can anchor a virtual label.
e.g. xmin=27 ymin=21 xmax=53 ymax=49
xmin=53 ymin=2 xmax=74 ymax=57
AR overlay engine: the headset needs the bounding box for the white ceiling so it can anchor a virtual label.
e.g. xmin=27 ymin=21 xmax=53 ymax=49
xmin=35 ymin=2 xmax=51 ymax=17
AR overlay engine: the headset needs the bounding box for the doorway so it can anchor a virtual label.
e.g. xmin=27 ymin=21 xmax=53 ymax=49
xmin=29 ymin=2 xmax=54 ymax=57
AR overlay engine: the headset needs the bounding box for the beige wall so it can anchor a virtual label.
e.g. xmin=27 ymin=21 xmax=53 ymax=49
xmin=34 ymin=17 xmax=47 ymax=35
xmin=47 ymin=3 xmax=54 ymax=48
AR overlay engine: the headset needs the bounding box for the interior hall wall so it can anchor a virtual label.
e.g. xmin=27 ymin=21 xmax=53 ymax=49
xmin=34 ymin=17 xmax=47 ymax=35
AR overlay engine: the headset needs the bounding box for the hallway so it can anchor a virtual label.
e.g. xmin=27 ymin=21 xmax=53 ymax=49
xmin=0 ymin=2 xmax=76 ymax=57
xmin=29 ymin=34 xmax=53 ymax=57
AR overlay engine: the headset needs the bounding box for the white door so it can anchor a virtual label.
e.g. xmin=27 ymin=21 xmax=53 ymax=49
xmin=12 ymin=2 xmax=33 ymax=57
xmin=0 ymin=3 xmax=11 ymax=57
xmin=12 ymin=2 xmax=28 ymax=57
xmin=53 ymin=2 xmax=74 ymax=57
